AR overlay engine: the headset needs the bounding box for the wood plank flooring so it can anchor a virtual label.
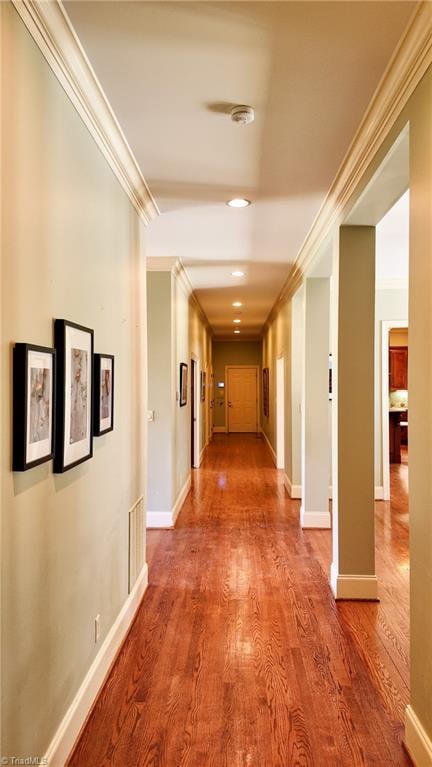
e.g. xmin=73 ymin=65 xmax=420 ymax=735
xmin=67 ymin=434 xmax=411 ymax=767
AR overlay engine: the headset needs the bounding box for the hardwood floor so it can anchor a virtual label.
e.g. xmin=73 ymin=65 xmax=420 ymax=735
xmin=68 ymin=434 xmax=411 ymax=767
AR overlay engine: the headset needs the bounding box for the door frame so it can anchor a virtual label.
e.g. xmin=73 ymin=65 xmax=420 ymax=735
xmin=276 ymin=355 xmax=285 ymax=469
xmin=225 ymin=365 xmax=260 ymax=434
xmin=381 ymin=319 xmax=408 ymax=500
xmin=191 ymin=353 xmax=200 ymax=468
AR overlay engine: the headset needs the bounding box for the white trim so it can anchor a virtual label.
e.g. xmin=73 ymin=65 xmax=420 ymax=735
xmin=225 ymin=365 xmax=260 ymax=434
xmin=11 ymin=0 xmax=158 ymax=226
xmin=199 ymin=443 xmax=207 ymax=467
xmin=377 ymin=277 xmax=409 ymax=291
xmin=405 ymin=705 xmax=432 ymax=767
xmin=191 ymin=354 xmax=200 ymax=469
xmin=284 ymin=474 xmax=302 ymax=499
xmin=381 ymin=320 xmax=408 ymax=501
xmin=213 ymin=426 xmax=227 ymax=434
xmin=172 ymin=473 xmax=191 ymax=524
xmin=276 ymin=356 xmax=285 ymax=469
xmin=43 ymin=563 xmax=148 ymax=767
xmin=264 ymin=3 xmax=432 ymax=322
xmin=146 ymin=511 xmax=173 ymax=529
xmin=262 ymin=430 xmax=277 ymax=467
xmin=147 ymin=474 xmax=192 ymax=528
xmin=330 ymin=563 xmax=378 ymax=600
xmin=300 ymin=508 xmax=331 ymax=529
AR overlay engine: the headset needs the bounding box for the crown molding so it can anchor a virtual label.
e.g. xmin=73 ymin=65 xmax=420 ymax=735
xmin=264 ymin=1 xmax=432 ymax=330
xmin=11 ymin=0 xmax=159 ymax=225
xmin=146 ymin=258 xmax=212 ymax=334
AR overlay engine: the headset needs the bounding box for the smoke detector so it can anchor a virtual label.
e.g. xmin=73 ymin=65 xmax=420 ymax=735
xmin=230 ymin=105 xmax=255 ymax=126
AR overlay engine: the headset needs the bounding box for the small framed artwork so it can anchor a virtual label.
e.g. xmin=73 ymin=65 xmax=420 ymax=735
xmin=54 ymin=319 xmax=94 ymax=473
xmin=263 ymin=367 xmax=269 ymax=418
xmin=201 ymin=371 xmax=206 ymax=402
xmin=180 ymin=363 xmax=188 ymax=407
xmin=329 ymin=354 xmax=333 ymax=400
xmin=94 ymin=354 xmax=114 ymax=436
xmin=13 ymin=344 xmax=56 ymax=471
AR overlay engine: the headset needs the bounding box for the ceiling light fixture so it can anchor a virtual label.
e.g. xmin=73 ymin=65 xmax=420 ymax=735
xmin=231 ymin=270 xmax=244 ymax=277
xmin=234 ymin=330 xmax=241 ymax=334
xmin=233 ymin=319 xmax=241 ymax=324
xmin=226 ymin=198 xmax=251 ymax=208
xmin=232 ymin=301 xmax=242 ymax=307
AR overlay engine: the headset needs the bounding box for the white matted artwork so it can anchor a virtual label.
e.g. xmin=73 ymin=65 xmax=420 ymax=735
xmin=13 ymin=344 xmax=56 ymax=471
xmin=93 ymin=353 xmax=114 ymax=436
xmin=54 ymin=319 xmax=94 ymax=472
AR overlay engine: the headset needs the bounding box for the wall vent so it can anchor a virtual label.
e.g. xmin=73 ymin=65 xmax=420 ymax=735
xmin=128 ymin=496 xmax=145 ymax=593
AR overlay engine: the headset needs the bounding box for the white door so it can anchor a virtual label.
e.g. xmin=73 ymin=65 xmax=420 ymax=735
xmin=276 ymin=356 xmax=285 ymax=469
xmin=227 ymin=367 xmax=258 ymax=432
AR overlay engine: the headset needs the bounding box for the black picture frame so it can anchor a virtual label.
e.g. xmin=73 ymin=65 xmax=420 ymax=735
xmin=263 ymin=367 xmax=269 ymax=418
xmin=93 ymin=354 xmax=114 ymax=436
xmin=54 ymin=319 xmax=94 ymax=473
xmin=180 ymin=363 xmax=188 ymax=407
xmin=201 ymin=370 xmax=206 ymax=402
xmin=13 ymin=343 xmax=56 ymax=471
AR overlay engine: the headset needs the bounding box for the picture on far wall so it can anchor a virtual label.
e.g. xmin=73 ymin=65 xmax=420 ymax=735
xmin=201 ymin=370 xmax=206 ymax=402
xmin=13 ymin=344 xmax=56 ymax=471
xmin=329 ymin=354 xmax=333 ymax=400
xmin=54 ymin=319 xmax=94 ymax=473
xmin=180 ymin=363 xmax=188 ymax=407
xmin=263 ymin=367 xmax=270 ymax=418
xmin=94 ymin=354 xmax=114 ymax=436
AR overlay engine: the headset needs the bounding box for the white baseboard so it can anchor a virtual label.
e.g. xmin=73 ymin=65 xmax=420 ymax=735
xmin=374 ymin=486 xmax=384 ymax=501
xmin=406 ymin=704 xmax=432 ymax=767
xmin=284 ymin=474 xmax=301 ymax=498
xmin=300 ymin=507 xmax=331 ymax=529
xmin=147 ymin=474 xmax=191 ymax=528
xmin=328 ymin=485 xmax=385 ymax=501
xmin=44 ymin=563 xmax=148 ymax=767
xmin=147 ymin=510 xmax=173 ymax=528
xmin=330 ymin=562 xmax=378 ymax=600
xmin=262 ymin=430 xmax=277 ymax=466
xmin=213 ymin=426 xmax=227 ymax=433
xmin=172 ymin=474 xmax=191 ymax=524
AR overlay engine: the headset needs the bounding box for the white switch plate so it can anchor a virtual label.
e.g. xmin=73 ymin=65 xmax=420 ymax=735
xmin=147 ymin=410 xmax=154 ymax=422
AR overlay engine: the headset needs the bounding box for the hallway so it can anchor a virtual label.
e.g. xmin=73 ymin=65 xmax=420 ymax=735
xmin=68 ymin=434 xmax=410 ymax=766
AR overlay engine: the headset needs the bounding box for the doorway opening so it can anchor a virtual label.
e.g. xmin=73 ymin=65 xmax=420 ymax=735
xmin=191 ymin=356 xmax=200 ymax=468
xmin=276 ymin=356 xmax=285 ymax=469
xmin=381 ymin=321 xmax=409 ymax=501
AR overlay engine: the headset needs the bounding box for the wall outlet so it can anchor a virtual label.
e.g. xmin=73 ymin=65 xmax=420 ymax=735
xmin=94 ymin=614 xmax=101 ymax=644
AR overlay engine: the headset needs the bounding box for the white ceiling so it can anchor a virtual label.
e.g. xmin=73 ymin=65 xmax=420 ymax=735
xmin=64 ymin=0 xmax=416 ymax=338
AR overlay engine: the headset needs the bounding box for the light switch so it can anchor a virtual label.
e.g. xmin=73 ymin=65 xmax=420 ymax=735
xmin=147 ymin=410 xmax=154 ymax=422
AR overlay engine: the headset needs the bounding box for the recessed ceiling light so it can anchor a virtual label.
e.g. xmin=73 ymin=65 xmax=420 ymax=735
xmin=232 ymin=301 xmax=242 ymax=307
xmin=231 ymin=271 xmax=244 ymax=277
xmin=234 ymin=330 xmax=241 ymax=334
xmin=233 ymin=319 xmax=241 ymax=324
xmin=226 ymin=198 xmax=251 ymax=208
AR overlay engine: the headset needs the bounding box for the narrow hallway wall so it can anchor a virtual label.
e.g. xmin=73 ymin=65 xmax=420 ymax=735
xmin=1 ymin=3 xmax=147 ymax=759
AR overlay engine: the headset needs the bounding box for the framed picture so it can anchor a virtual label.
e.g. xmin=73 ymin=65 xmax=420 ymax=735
xmin=201 ymin=370 xmax=206 ymax=402
xmin=13 ymin=344 xmax=56 ymax=471
xmin=94 ymin=354 xmax=114 ymax=436
xmin=180 ymin=363 xmax=188 ymax=407
xmin=263 ymin=367 xmax=269 ymax=418
xmin=329 ymin=354 xmax=333 ymax=400
xmin=54 ymin=319 xmax=94 ymax=472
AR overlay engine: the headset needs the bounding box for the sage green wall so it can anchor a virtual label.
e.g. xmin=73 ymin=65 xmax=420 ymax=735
xmin=212 ymin=341 xmax=261 ymax=429
xmin=1 ymin=4 xmax=147 ymax=758
xmin=262 ymin=301 xmax=292 ymax=477
xmin=147 ymin=272 xmax=173 ymax=512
